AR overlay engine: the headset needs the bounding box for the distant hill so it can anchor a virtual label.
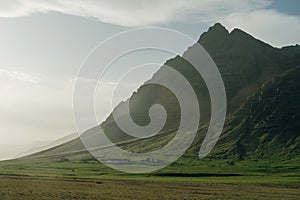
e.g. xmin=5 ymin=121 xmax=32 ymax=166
xmin=25 ymin=23 xmax=300 ymax=162
xmin=0 ymin=133 xmax=78 ymax=161
xmin=16 ymin=133 xmax=78 ymax=159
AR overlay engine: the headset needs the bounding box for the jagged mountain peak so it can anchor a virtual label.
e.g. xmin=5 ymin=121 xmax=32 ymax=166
xmin=199 ymin=23 xmax=275 ymax=50
xmin=198 ymin=23 xmax=229 ymax=42
xmin=208 ymin=22 xmax=229 ymax=33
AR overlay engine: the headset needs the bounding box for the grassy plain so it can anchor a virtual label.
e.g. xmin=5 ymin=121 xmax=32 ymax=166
xmin=0 ymin=155 xmax=299 ymax=199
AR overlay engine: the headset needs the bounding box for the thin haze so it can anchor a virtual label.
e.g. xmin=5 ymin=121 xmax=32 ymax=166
xmin=0 ymin=0 xmax=299 ymax=160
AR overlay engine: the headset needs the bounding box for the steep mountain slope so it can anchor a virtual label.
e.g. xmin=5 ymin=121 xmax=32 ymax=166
xmin=26 ymin=23 xmax=300 ymax=161
xmin=88 ymin=23 xmax=300 ymax=149
xmin=194 ymin=66 xmax=300 ymax=159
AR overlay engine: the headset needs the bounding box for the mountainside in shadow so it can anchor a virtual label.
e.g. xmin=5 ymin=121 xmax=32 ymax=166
xmin=189 ymin=66 xmax=300 ymax=159
xmin=25 ymin=23 xmax=300 ymax=161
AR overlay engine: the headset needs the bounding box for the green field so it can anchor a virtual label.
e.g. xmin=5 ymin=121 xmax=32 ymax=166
xmin=0 ymin=154 xmax=299 ymax=199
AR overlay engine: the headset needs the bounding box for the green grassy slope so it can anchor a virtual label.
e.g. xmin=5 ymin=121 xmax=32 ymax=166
xmin=210 ymin=67 xmax=300 ymax=160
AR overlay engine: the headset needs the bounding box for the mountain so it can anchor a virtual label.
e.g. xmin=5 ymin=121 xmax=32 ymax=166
xmin=24 ymin=23 xmax=300 ymax=162
xmin=80 ymin=23 xmax=300 ymax=150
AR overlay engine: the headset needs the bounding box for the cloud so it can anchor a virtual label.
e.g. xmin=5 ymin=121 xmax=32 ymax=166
xmin=221 ymin=9 xmax=300 ymax=47
xmin=0 ymin=69 xmax=42 ymax=83
xmin=0 ymin=0 xmax=271 ymax=26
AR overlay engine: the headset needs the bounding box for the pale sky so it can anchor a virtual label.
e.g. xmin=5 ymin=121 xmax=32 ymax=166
xmin=0 ymin=0 xmax=300 ymax=159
